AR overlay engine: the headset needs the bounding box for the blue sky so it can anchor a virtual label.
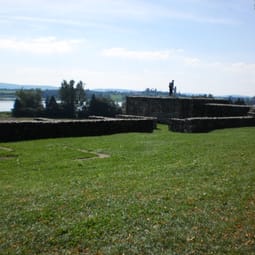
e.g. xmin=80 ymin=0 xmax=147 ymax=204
xmin=0 ymin=0 xmax=254 ymax=95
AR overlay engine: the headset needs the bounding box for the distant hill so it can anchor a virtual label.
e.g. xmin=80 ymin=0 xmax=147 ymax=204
xmin=0 ymin=82 xmax=58 ymax=90
xmin=92 ymin=88 xmax=137 ymax=93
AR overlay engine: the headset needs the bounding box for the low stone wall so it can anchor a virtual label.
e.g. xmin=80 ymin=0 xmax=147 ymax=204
xmin=116 ymin=114 xmax=158 ymax=129
xmin=248 ymin=106 xmax=255 ymax=117
xmin=204 ymin=103 xmax=251 ymax=117
xmin=169 ymin=116 xmax=255 ymax=133
xmin=0 ymin=117 xmax=155 ymax=142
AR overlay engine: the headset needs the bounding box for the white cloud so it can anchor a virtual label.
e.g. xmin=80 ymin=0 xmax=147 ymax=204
xmin=228 ymin=62 xmax=255 ymax=72
xmin=1 ymin=15 xmax=98 ymax=28
xmin=183 ymin=57 xmax=201 ymax=66
xmin=102 ymin=48 xmax=184 ymax=60
xmin=0 ymin=37 xmax=81 ymax=54
xmin=176 ymin=59 xmax=255 ymax=95
xmin=1 ymin=58 xmax=254 ymax=96
xmin=5 ymin=15 xmax=82 ymax=26
xmin=0 ymin=66 xmax=107 ymax=87
xmin=173 ymin=10 xmax=238 ymax=25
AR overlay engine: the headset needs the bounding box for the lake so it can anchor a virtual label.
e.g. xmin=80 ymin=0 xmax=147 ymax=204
xmin=0 ymin=100 xmax=14 ymax=112
xmin=0 ymin=100 xmax=122 ymax=112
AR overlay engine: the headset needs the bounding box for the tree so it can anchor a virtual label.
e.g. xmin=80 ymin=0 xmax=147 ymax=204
xmin=12 ymin=98 xmax=22 ymax=114
xmin=75 ymin=81 xmax=86 ymax=109
xmin=59 ymin=80 xmax=86 ymax=117
xmin=12 ymin=89 xmax=44 ymax=117
xmin=45 ymin=96 xmax=59 ymax=118
xmin=88 ymin=94 xmax=122 ymax=117
xmin=234 ymin=98 xmax=245 ymax=105
xmin=59 ymin=80 xmax=75 ymax=117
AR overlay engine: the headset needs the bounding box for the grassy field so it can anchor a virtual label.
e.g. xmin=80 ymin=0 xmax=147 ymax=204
xmin=0 ymin=112 xmax=12 ymax=119
xmin=0 ymin=125 xmax=255 ymax=254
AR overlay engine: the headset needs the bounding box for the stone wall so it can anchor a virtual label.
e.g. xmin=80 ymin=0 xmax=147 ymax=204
xmin=204 ymin=103 xmax=251 ymax=117
xmin=248 ymin=106 xmax=255 ymax=117
xmin=116 ymin=114 xmax=158 ymax=129
xmin=169 ymin=116 xmax=255 ymax=133
xmin=126 ymin=96 xmax=229 ymax=123
xmin=0 ymin=117 xmax=155 ymax=142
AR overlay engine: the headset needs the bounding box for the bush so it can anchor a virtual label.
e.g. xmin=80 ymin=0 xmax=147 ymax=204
xmin=88 ymin=95 xmax=122 ymax=117
xmin=12 ymin=89 xmax=44 ymax=117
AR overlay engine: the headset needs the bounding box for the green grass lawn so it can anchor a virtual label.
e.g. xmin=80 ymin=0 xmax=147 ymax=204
xmin=0 ymin=125 xmax=255 ymax=254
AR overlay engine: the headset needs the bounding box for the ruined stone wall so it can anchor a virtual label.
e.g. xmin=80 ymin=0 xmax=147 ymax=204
xmin=0 ymin=117 xmax=155 ymax=142
xmin=116 ymin=114 xmax=158 ymax=129
xmin=169 ymin=116 xmax=255 ymax=133
xmin=126 ymin=96 xmax=229 ymax=123
xmin=204 ymin=103 xmax=251 ymax=117
xmin=248 ymin=106 xmax=255 ymax=117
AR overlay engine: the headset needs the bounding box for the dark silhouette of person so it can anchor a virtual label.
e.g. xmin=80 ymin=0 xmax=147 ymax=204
xmin=169 ymin=80 xmax=174 ymax=96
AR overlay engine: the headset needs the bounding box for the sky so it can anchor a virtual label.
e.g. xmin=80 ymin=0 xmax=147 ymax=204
xmin=0 ymin=0 xmax=255 ymax=96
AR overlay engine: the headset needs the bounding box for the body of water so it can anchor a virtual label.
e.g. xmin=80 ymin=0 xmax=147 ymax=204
xmin=0 ymin=100 xmax=14 ymax=112
xmin=0 ymin=100 xmax=123 ymax=112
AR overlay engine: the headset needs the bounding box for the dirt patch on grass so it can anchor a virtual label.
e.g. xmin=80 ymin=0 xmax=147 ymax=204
xmin=0 ymin=146 xmax=13 ymax=152
xmin=0 ymin=146 xmax=17 ymax=160
xmin=76 ymin=149 xmax=110 ymax=161
xmin=0 ymin=155 xmax=17 ymax=160
xmin=94 ymin=152 xmax=110 ymax=159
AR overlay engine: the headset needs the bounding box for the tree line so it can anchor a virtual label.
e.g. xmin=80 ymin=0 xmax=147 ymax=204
xmin=12 ymin=80 xmax=122 ymax=118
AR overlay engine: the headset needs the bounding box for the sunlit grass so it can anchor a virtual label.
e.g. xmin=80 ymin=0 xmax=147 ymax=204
xmin=0 ymin=125 xmax=255 ymax=254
